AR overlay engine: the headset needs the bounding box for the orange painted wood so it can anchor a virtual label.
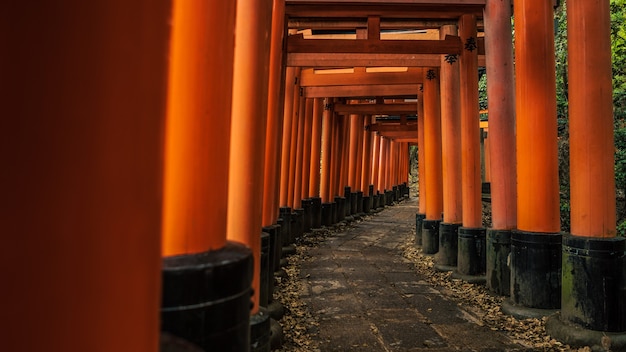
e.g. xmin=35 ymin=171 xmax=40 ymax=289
xmin=304 ymin=84 xmax=420 ymax=99
xmin=300 ymin=68 xmax=423 ymax=87
xmin=568 ymin=0 xmax=616 ymax=237
xmin=349 ymin=114 xmax=361 ymax=189
xmin=321 ymin=100 xmax=334 ymax=203
xmin=372 ymin=133 xmax=382 ymax=193
xmin=293 ymin=90 xmax=306 ymax=209
xmin=355 ymin=115 xmax=365 ymax=192
xmin=163 ymin=1 xmax=236 ymax=255
xmin=440 ymin=25 xmax=463 ymax=224
xmin=263 ymin=0 xmax=287 ymax=227
xmin=301 ymin=98 xmax=314 ymax=200
xmin=288 ymin=52 xmax=487 ymax=68
xmin=334 ymin=103 xmax=419 ymax=115
xmin=329 ymin=112 xmax=339 ymax=200
xmin=418 ymin=88 xmax=427 ymax=213
xmin=280 ymin=67 xmax=297 ymax=207
xmin=378 ymin=137 xmax=388 ymax=192
xmin=459 ymin=14 xmax=482 ymax=228
xmin=288 ymin=69 xmax=303 ymax=208
xmin=369 ymin=123 xmax=418 ymax=132
xmin=484 ymin=0 xmax=516 ymax=230
xmin=287 ymin=34 xmax=462 ymax=55
xmin=228 ymin=0 xmax=273 ymax=314
xmin=514 ymin=0 xmax=560 ymax=233
xmin=2 ymin=1 xmax=170 ymax=350
xmin=423 ymin=68 xmax=444 ymax=220
xmin=336 ymin=116 xmax=350 ymax=197
xmin=361 ymin=116 xmax=374 ymax=195
xmin=310 ymin=98 xmax=324 ymax=198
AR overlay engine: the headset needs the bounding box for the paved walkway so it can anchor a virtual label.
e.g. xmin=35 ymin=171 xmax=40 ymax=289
xmin=298 ymin=197 xmax=526 ymax=352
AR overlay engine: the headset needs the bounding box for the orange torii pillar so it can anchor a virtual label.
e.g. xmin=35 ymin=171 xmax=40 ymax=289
xmin=290 ymin=74 xmax=305 ymax=240
xmin=227 ymin=0 xmax=273 ymax=347
xmin=278 ymin=66 xmax=297 ymax=246
xmin=546 ymin=0 xmax=626 ymax=344
xmin=389 ymin=140 xmax=398 ymax=203
xmin=262 ymin=0 xmax=287 ymax=314
xmin=416 ymin=87 xmax=427 ymax=244
xmin=378 ymin=137 xmax=389 ymax=205
xmin=347 ymin=114 xmax=360 ymax=215
xmin=355 ymin=115 xmax=365 ymax=213
xmin=2 ymin=3 xmax=170 ymax=351
xmin=483 ymin=0 xmax=517 ymax=296
xmin=320 ymin=99 xmax=335 ymax=225
xmin=309 ymin=98 xmax=324 ymax=228
xmin=456 ymin=14 xmax=486 ymax=280
xmin=506 ymin=0 xmax=562 ymax=317
xmin=422 ymin=69 xmax=444 ymax=254
xmin=161 ymin=2 xmax=253 ymax=350
xmin=371 ymin=131 xmax=382 ymax=209
xmin=437 ymin=24 xmax=464 ymax=271
xmin=337 ymin=115 xmax=350 ymax=220
xmin=330 ymin=109 xmax=341 ymax=222
xmin=361 ymin=116 xmax=374 ymax=213
xmin=299 ymin=98 xmax=314 ymax=232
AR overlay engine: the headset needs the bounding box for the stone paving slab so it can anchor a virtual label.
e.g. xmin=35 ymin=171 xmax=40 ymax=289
xmin=299 ymin=198 xmax=527 ymax=351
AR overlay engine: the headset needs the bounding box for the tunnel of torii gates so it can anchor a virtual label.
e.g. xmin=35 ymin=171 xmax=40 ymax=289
xmin=3 ymin=0 xmax=625 ymax=351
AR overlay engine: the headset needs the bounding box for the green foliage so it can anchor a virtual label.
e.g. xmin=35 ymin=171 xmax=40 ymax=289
xmin=478 ymin=72 xmax=488 ymax=121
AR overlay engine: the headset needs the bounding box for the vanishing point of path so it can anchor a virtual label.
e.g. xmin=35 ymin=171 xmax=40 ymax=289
xmin=295 ymin=197 xmax=528 ymax=352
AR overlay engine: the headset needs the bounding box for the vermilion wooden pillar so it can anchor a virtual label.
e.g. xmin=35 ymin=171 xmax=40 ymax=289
xmin=279 ymin=67 xmax=297 ymax=208
xmin=372 ymin=132 xmax=381 ymax=195
xmin=547 ymin=0 xmax=626 ymax=341
xmin=378 ymin=137 xmax=388 ymax=196
xmin=440 ymin=25 xmax=463 ymax=225
xmin=483 ymin=0 xmax=517 ymax=296
xmin=309 ymin=98 xmax=324 ymax=227
xmin=292 ymin=94 xmax=306 ymax=209
xmin=361 ymin=116 xmax=373 ymax=210
xmin=455 ymin=14 xmax=487 ymax=279
xmin=227 ymin=0 xmax=273 ymax=316
xmin=422 ymin=68 xmax=444 ymax=254
xmin=355 ymin=115 xmax=365 ymax=193
xmin=301 ymin=98 xmax=314 ymax=200
xmin=416 ymin=87 xmax=427 ymax=243
xmin=2 ymin=2 xmax=170 ymax=351
xmin=433 ymin=54 xmax=459 ymax=256
xmin=310 ymin=98 xmax=324 ymax=198
xmin=508 ymin=0 xmax=561 ymax=315
xmin=161 ymin=1 xmax=254 ymax=350
xmin=263 ymin=0 xmax=286 ymax=228
xmin=289 ymin=71 xmax=303 ymax=209
xmin=347 ymin=113 xmax=359 ymax=213
xmin=321 ymin=100 xmax=333 ymax=204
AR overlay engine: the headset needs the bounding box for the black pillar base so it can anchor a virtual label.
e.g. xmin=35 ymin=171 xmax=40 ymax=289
xmin=510 ymin=230 xmax=562 ymax=311
xmin=330 ymin=201 xmax=337 ymax=224
xmin=415 ymin=213 xmax=426 ymax=246
xmin=501 ymin=298 xmax=558 ymax=320
xmin=457 ymin=227 xmax=486 ymax=277
xmin=278 ymin=207 xmax=292 ymax=246
xmin=393 ymin=185 xmax=400 ymax=202
xmin=291 ymin=209 xmax=304 ymax=240
xmin=362 ymin=196 xmax=371 ymax=214
xmin=348 ymin=192 xmax=357 ymax=215
xmin=259 ymin=232 xmax=270 ymax=307
xmin=269 ymin=318 xmax=284 ymax=350
xmin=263 ymin=225 xmax=282 ymax=275
xmin=335 ymin=196 xmax=346 ymax=222
xmin=422 ymin=219 xmax=441 ymax=254
xmin=161 ymin=242 xmax=253 ymax=351
xmin=301 ymin=199 xmax=312 ymax=234
xmin=435 ymin=223 xmax=461 ymax=268
xmin=559 ymin=235 xmax=625 ymax=331
xmin=546 ymin=312 xmax=626 ymax=351
xmin=160 ymin=333 xmax=204 ymax=352
xmin=373 ymin=193 xmax=380 ymax=209
xmin=486 ymin=229 xmax=512 ymax=296
xmin=321 ymin=202 xmax=333 ymax=226
xmin=385 ymin=191 xmax=393 ymax=206
xmin=311 ymin=197 xmax=322 ymax=229
xmin=344 ymin=186 xmax=352 ymax=215
xmin=356 ymin=191 xmax=363 ymax=214
xmin=250 ymin=308 xmax=271 ymax=352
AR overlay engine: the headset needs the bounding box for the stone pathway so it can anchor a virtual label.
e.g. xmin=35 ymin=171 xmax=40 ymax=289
xmin=298 ymin=198 xmax=527 ymax=351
